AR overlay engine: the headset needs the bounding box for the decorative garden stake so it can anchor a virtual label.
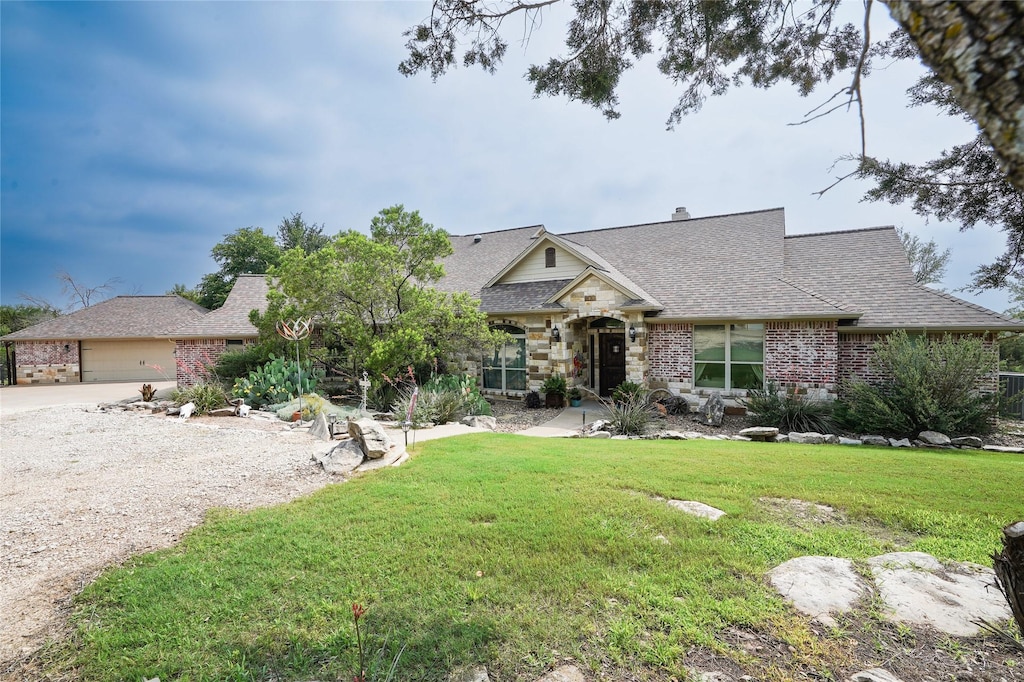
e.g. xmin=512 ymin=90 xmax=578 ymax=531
xmin=359 ymin=370 xmax=371 ymax=414
xmin=275 ymin=317 xmax=312 ymax=419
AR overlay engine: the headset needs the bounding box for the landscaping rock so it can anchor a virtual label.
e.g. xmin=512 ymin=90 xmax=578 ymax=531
xmin=773 ymin=433 xmax=789 ymax=443
xmin=588 ymin=431 xmax=611 ymax=439
xmin=697 ymin=392 xmax=725 ymax=427
xmin=788 ymin=432 xmax=825 ymax=445
xmin=838 ymin=437 xmax=863 ymax=446
xmin=738 ymin=426 xmax=779 ymax=441
xmin=659 ymin=430 xmax=689 ymax=440
xmin=768 ymin=556 xmax=867 ymax=627
xmin=861 ymin=435 xmax=889 ymax=446
xmin=666 ymin=499 xmax=726 ymax=521
xmin=917 ymin=430 xmax=951 ymax=446
xmin=867 ymin=551 xmax=1011 ymax=637
xmin=848 ymin=669 xmax=905 ymax=682
xmin=312 ymin=439 xmax=364 ymax=475
xmin=460 ymin=415 xmax=497 ymax=430
xmin=308 ymin=413 xmax=333 ymax=442
xmin=178 ymin=402 xmax=195 ymax=420
xmin=354 ymin=446 xmax=407 ymax=473
xmin=983 ymin=444 xmax=1024 ymax=453
xmin=822 ymin=434 xmax=839 ymax=444
xmin=348 ymin=418 xmax=393 ymax=459
xmin=888 ymin=437 xmax=912 ymax=448
xmin=950 ymin=436 xmax=983 ymax=448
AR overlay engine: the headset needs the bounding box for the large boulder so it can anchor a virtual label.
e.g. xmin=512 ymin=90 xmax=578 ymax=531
xmin=697 ymin=392 xmax=725 ymax=427
xmin=461 ymin=415 xmax=497 ymax=430
xmin=768 ymin=556 xmax=867 ymax=627
xmin=788 ymin=431 xmax=825 ymax=445
xmin=348 ymin=418 xmax=393 ymax=459
xmin=861 ymin=435 xmax=889 ymax=446
xmin=917 ymin=430 xmax=951 ymax=446
xmin=313 ymin=440 xmax=364 ymax=475
xmin=308 ymin=412 xmax=333 ymax=442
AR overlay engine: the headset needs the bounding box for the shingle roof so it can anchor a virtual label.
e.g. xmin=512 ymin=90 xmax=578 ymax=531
xmin=784 ymin=227 xmax=1022 ymax=330
xmin=479 ymin=280 xmax=573 ymax=312
xmin=1 ymin=296 xmax=208 ymax=341
xmin=166 ymin=274 xmax=270 ymax=338
xmin=440 ymin=208 xmax=1022 ymax=330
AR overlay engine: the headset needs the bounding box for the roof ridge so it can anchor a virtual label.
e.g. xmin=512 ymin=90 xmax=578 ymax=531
xmin=557 ymin=207 xmax=785 ymax=237
xmin=450 ymin=224 xmax=546 ymax=238
xmin=912 ymin=283 xmax=1023 ymax=324
xmin=785 ymin=225 xmax=895 ymax=239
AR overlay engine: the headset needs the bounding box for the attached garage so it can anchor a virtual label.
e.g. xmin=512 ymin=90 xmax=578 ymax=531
xmin=80 ymin=339 xmax=176 ymax=383
xmin=1 ymin=296 xmax=208 ymax=385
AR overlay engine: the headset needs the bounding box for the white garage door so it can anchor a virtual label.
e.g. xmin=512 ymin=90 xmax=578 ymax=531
xmin=80 ymin=340 xmax=176 ymax=383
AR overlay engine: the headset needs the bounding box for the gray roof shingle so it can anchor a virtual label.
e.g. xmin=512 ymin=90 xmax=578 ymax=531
xmin=1 ymin=296 xmax=208 ymax=341
xmin=440 ymin=208 xmax=1021 ymax=330
xmin=166 ymin=274 xmax=270 ymax=338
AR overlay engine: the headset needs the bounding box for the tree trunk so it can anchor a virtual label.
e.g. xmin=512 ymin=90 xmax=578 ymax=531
xmin=884 ymin=1 xmax=1024 ymax=193
xmin=993 ymin=521 xmax=1024 ymax=636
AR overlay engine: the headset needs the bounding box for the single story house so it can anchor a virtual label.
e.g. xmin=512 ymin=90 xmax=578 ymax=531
xmin=5 ymin=208 xmax=1020 ymax=397
xmin=163 ymin=274 xmax=269 ymax=385
xmin=436 ymin=207 xmax=1023 ymax=399
xmin=1 ymin=296 xmax=207 ymax=383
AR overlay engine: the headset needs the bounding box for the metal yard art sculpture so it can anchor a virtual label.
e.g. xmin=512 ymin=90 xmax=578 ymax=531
xmin=276 ymin=317 xmax=312 ymax=419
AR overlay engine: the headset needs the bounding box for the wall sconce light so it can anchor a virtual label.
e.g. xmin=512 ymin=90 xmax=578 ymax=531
xmin=628 ymin=325 xmax=637 ymax=342
xmin=63 ymin=343 xmax=70 ymax=353
xmin=552 ymin=325 xmax=561 ymax=342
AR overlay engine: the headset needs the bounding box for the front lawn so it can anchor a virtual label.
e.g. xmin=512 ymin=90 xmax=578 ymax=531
xmin=53 ymin=435 xmax=1022 ymax=681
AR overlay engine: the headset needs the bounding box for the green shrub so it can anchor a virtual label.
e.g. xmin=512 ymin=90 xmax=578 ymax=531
xmin=743 ymin=382 xmax=834 ymax=433
xmin=214 ymin=344 xmax=274 ymax=381
xmin=612 ymin=380 xmax=645 ymax=404
xmin=837 ymin=330 xmax=998 ymax=437
xmin=541 ymin=373 xmax=567 ymax=398
xmin=605 ymin=390 xmax=658 ymax=436
xmin=525 ymin=391 xmax=541 ymax=409
xmin=393 ymin=374 xmax=490 ymax=426
xmin=232 ymin=354 xmax=324 ymax=408
xmin=172 ymin=382 xmax=228 ymax=415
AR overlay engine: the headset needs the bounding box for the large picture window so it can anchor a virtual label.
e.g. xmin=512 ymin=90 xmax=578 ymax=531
xmin=483 ymin=325 xmax=527 ymax=391
xmin=694 ymin=323 xmax=764 ymax=390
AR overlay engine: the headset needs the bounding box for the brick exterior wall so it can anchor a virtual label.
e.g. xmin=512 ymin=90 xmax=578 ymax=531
xmin=13 ymin=340 xmax=81 ymax=384
xmin=839 ymin=331 xmax=1000 ymax=394
xmin=175 ymin=339 xmax=227 ymax=387
xmin=646 ymin=323 xmax=693 ymax=392
xmin=764 ymin=321 xmax=838 ymax=397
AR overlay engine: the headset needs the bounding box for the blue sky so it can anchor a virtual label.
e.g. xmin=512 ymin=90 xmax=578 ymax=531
xmin=0 ymin=1 xmax=1012 ymax=314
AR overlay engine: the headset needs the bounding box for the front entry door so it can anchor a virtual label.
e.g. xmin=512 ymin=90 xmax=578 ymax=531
xmin=598 ymin=333 xmax=626 ymax=396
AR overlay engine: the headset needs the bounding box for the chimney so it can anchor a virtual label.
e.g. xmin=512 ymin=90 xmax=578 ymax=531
xmin=672 ymin=207 xmax=690 ymax=220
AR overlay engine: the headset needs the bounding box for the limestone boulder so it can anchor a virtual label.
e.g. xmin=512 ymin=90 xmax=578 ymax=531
xmin=313 ymin=440 xmax=364 ymax=475
xmin=666 ymin=500 xmax=726 ymax=521
xmin=950 ymin=436 xmax=983 ymax=448
xmin=460 ymin=415 xmax=497 ymax=430
xmin=861 ymin=435 xmax=889 ymax=446
xmin=888 ymin=437 xmax=913 ymax=448
xmin=308 ymin=413 xmax=333 ymax=442
xmin=768 ymin=556 xmax=867 ymax=627
xmin=348 ymin=418 xmax=393 ymax=459
xmin=697 ymin=392 xmax=725 ymax=427
xmin=917 ymin=430 xmax=951 ymax=446
xmin=788 ymin=432 xmax=825 ymax=445
xmin=738 ymin=426 xmax=779 ymax=441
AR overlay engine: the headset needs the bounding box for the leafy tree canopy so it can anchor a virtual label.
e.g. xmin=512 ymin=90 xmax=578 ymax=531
xmin=896 ymin=226 xmax=949 ymax=287
xmin=401 ymin=0 xmax=1024 ymax=288
xmin=256 ymin=205 xmax=503 ymax=381
xmin=0 ymin=304 xmax=59 ymax=337
xmin=277 ymin=212 xmax=331 ymax=254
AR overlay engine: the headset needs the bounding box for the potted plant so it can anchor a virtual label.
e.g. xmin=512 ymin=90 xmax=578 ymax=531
xmin=568 ymin=386 xmax=583 ymax=407
xmin=541 ymin=373 xmax=568 ymax=408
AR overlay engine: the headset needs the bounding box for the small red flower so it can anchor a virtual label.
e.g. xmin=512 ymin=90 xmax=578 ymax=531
xmin=352 ymin=603 xmax=366 ymax=621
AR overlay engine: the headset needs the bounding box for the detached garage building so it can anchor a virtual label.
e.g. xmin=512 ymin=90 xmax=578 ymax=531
xmin=1 ymin=296 xmax=207 ymax=384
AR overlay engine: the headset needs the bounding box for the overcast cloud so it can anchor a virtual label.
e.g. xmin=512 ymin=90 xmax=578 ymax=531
xmin=0 ymin=1 xmax=1012 ymax=314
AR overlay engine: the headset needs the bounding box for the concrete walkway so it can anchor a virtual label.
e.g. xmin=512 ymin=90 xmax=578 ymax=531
xmin=517 ymin=400 xmax=608 ymax=437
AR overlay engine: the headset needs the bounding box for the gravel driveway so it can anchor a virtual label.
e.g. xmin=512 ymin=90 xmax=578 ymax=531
xmin=0 ymin=405 xmax=336 ymax=668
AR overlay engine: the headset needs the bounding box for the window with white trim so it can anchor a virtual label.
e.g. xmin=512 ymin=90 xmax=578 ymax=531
xmin=694 ymin=324 xmax=764 ymax=390
xmin=483 ymin=325 xmax=527 ymax=391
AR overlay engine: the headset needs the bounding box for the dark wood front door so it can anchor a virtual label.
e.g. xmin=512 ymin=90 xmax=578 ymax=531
xmin=599 ymin=333 xmax=626 ymax=396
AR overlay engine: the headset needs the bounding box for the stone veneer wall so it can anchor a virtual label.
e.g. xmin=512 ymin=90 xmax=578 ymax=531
xmin=764 ymin=321 xmax=838 ymax=398
xmin=13 ymin=340 xmax=81 ymax=384
xmin=175 ymin=339 xmax=227 ymax=387
xmin=646 ymin=323 xmax=693 ymax=392
xmin=838 ymin=331 xmax=1000 ymax=394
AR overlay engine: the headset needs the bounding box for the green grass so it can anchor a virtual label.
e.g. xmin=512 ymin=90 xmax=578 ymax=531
xmin=53 ymin=436 xmax=1023 ymax=681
